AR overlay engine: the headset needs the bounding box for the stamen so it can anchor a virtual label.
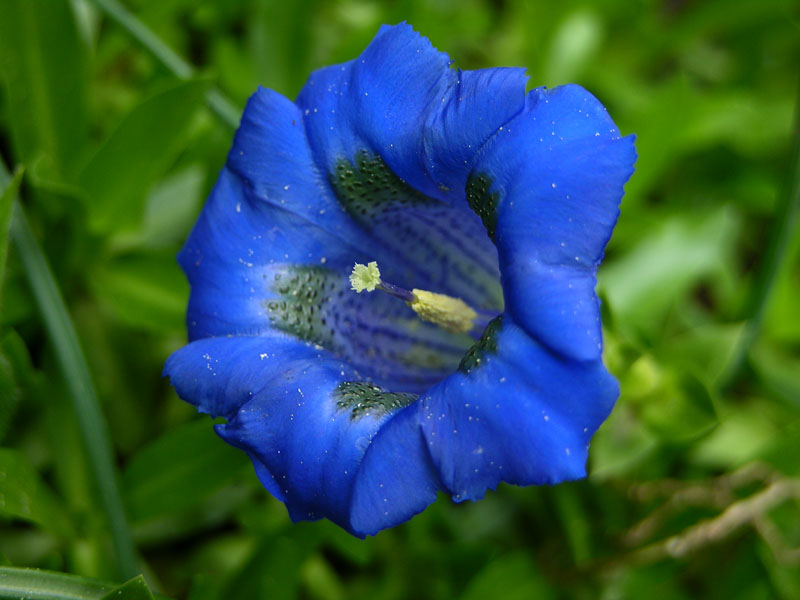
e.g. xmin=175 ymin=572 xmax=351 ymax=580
xmin=350 ymin=262 xmax=478 ymax=333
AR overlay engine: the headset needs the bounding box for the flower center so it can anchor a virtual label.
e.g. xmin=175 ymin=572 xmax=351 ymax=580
xmin=350 ymin=261 xmax=479 ymax=334
xmin=264 ymin=151 xmax=504 ymax=393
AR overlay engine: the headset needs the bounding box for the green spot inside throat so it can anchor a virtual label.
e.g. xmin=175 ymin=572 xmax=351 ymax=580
xmin=329 ymin=151 xmax=437 ymax=226
xmin=334 ymin=381 xmax=417 ymax=420
xmin=465 ymin=173 xmax=500 ymax=241
xmin=459 ymin=315 xmax=503 ymax=374
xmin=265 ymin=266 xmax=339 ymax=347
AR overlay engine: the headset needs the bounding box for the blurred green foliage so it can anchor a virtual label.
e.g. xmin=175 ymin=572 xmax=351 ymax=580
xmin=1 ymin=0 xmax=799 ymax=598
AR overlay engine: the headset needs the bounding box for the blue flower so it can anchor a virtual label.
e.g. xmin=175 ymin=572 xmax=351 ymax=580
xmin=164 ymin=23 xmax=635 ymax=537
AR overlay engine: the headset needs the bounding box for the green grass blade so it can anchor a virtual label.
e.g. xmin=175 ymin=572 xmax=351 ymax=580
xmin=721 ymin=80 xmax=800 ymax=388
xmin=0 ymin=566 xmax=116 ymax=600
xmin=0 ymin=167 xmax=24 ymax=300
xmin=88 ymin=0 xmax=240 ymax=130
xmin=0 ymin=162 xmax=139 ymax=579
xmin=0 ymin=0 xmax=89 ymax=177
xmin=0 ymin=567 xmax=171 ymax=600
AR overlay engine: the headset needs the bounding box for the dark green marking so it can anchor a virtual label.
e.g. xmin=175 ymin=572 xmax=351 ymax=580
xmin=266 ymin=266 xmax=339 ymax=347
xmin=334 ymin=381 xmax=417 ymax=421
xmin=465 ymin=173 xmax=500 ymax=241
xmin=329 ymin=151 xmax=436 ymax=226
xmin=459 ymin=315 xmax=503 ymax=374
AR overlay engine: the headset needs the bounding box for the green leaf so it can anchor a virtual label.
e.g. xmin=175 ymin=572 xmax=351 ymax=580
xmin=623 ymin=355 xmax=718 ymax=443
xmin=220 ymin=536 xmax=314 ymax=600
xmin=763 ymin=221 xmax=800 ymax=344
xmin=99 ymin=576 xmax=154 ymax=600
xmin=78 ymin=79 xmax=208 ymax=234
xmin=461 ymin=553 xmax=555 ymax=600
xmin=690 ymin=406 xmax=777 ymax=469
xmin=9 ymin=203 xmax=139 ymax=578
xmin=544 ymin=10 xmax=603 ymax=85
xmin=111 ymin=166 xmax=206 ymax=251
xmin=89 ymin=251 xmax=188 ymax=333
xmin=750 ymin=341 xmax=800 ymax=408
xmin=600 ymin=208 xmax=739 ymax=335
xmin=640 ymin=371 xmax=718 ymax=443
xmin=0 ymin=568 xmax=172 ymax=600
xmin=0 ymin=567 xmax=115 ymax=600
xmin=0 ymin=0 xmax=89 ymax=179
xmin=0 ymin=448 xmax=74 ymax=537
xmin=0 ymin=167 xmax=24 ymax=303
xmin=551 ymin=484 xmax=592 ymax=564
xmin=122 ymin=419 xmax=249 ymax=521
xmin=589 ymin=402 xmax=659 ymax=480
xmin=0 ymin=353 xmax=15 ymax=444
xmin=0 ymin=331 xmax=35 ymax=443
xmin=660 ymin=322 xmax=746 ymax=386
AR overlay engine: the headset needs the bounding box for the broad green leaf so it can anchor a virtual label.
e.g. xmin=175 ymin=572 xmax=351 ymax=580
xmin=0 ymin=448 xmax=73 ymax=537
xmin=589 ymin=402 xmax=659 ymax=480
xmin=751 ymin=341 xmax=800 ymax=409
xmin=299 ymin=554 xmax=344 ymax=600
xmin=622 ymin=355 xmax=718 ymax=443
xmin=660 ymin=322 xmax=745 ymax=386
xmin=221 ymin=536 xmax=313 ymax=600
xmin=139 ymin=165 xmax=205 ymax=247
xmin=461 ymin=553 xmax=555 ymax=600
xmin=0 ymin=0 xmax=89 ymax=179
xmin=551 ymin=484 xmax=592 ymax=564
xmin=600 ymin=208 xmax=739 ymax=335
xmin=763 ymin=221 xmax=800 ymax=344
xmin=640 ymin=371 xmax=718 ymax=443
xmin=78 ymin=79 xmax=208 ymax=234
xmin=0 ymin=168 xmax=24 ymax=303
xmin=544 ymin=10 xmax=603 ymax=85
xmin=690 ymin=406 xmax=777 ymax=469
xmin=89 ymin=251 xmax=188 ymax=333
xmin=758 ymin=540 xmax=800 ymax=600
xmin=122 ymin=419 xmax=249 ymax=521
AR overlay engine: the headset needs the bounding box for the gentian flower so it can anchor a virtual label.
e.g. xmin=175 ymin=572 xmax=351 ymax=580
xmin=164 ymin=24 xmax=635 ymax=537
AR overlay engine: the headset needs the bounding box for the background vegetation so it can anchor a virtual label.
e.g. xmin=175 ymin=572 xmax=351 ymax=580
xmin=1 ymin=0 xmax=799 ymax=598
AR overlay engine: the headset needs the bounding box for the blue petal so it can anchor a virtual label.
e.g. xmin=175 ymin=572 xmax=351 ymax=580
xmin=179 ymin=167 xmax=362 ymax=340
xmin=226 ymin=86 xmax=395 ymax=261
xmin=296 ymin=24 xmax=529 ymax=204
xmin=349 ymin=400 xmax=442 ymax=535
xmin=296 ymin=23 xmax=453 ymax=200
xmin=163 ymin=333 xmax=324 ymax=420
xmin=421 ymin=67 xmax=528 ymax=198
xmin=181 ymin=87 xmax=428 ymax=340
xmin=474 ymin=85 xmax=636 ymax=359
xmin=165 ymin=335 xmax=441 ymax=536
xmin=420 ymin=316 xmax=618 ymax=502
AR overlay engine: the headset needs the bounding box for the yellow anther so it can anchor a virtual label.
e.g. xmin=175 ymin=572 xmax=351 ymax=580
xmin=408 ymin=289 xmax=478 ymax=333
